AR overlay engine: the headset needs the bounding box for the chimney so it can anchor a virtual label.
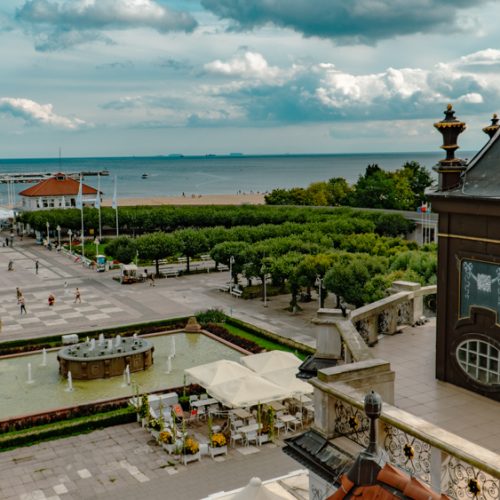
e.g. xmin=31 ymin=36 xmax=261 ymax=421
xmin=433 ymin=104 xmax=467 ymax=191
xmin=482 ymin=113 xmax=500 ymax=140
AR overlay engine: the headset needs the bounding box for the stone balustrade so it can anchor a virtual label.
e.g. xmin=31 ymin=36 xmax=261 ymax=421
xmin=310 ymin=361 xmax=500 ymax=499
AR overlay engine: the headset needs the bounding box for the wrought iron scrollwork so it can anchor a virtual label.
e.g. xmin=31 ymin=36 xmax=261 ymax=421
xmin=334 ymin=400 xmax=370 ymax=447
xmin=446 ymin=457 xmax=500 ymax=499
xmin=383 ymin=424 xmax=431 ymax=483
xmin=397 ymin=300 xmax=412 ymax=326
xmin=354 ymin=320 xmax=370 ymax=344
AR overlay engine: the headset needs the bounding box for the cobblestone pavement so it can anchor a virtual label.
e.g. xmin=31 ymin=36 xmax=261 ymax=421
xmin=0 ymin=424 xmax=299 ymax=500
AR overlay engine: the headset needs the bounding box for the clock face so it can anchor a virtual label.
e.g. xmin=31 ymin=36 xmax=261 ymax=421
xmin=460 ymin=259 xmax=500 ymax=319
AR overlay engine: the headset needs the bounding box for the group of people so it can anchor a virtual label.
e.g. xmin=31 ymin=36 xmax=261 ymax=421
xmin=16 ymin=287 xmax=82 ymax=314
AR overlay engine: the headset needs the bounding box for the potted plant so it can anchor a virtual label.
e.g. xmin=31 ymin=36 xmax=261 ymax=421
xmin=158 ymin=430 xmax=176 ymax=454
xmin=147 ymin=418 xmax=163 ymax=440
xmin=181 ymin=436 xmax=201 ymax=465
xmin=209 ymin=433 xmax=227 ymax=458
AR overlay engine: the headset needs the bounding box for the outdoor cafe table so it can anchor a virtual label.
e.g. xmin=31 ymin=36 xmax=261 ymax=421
xmin=265 ymin=401 xmax=285 ymax=412
xmin=231 ymin=408 xmax=252 ymax=420
xmin=191 ymin=398 xmax=218 ymax=408
xmin=278 ymin=414 xmax=297 ymax=432
xmin=238 ymin=423 xmax=262 ymax=444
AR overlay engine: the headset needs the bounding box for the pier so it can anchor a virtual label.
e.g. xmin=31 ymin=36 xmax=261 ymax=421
xmin=0 ymin=170 xmax=109 ymax=184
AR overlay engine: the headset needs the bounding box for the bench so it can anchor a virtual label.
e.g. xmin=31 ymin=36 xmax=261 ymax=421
xmin=230 ymin=287 xmax=243 ymax=298
xmin=164 ymin=269 xmax=179 ymax=278
xmin=219 ymin=284 xmax=230 ymax=292
xmin=200 ymin=254 xmax=211 ymax=261
xmin=178 ymin=257 xmax=187 ymax=264
xmin=218 ymin=264 xmax=229 ymax=272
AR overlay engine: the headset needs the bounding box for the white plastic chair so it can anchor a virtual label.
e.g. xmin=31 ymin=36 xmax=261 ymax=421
xmin=230 ymin=432 xmax=243 ymax=447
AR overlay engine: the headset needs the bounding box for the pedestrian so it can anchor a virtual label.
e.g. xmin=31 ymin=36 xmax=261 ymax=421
xmin=5 ymin=237 xmax=9 ymax=247
xmin=149 ymin=274 xmax=155 ymax=287
xmin=48 ymin=293 xmax=55 ymax=306
xmin=35 ymin=260 xmax=39 ymax=274
xmin=74 ymin=287 xmax=81 ymax=303
xmin=16 ymin=287 xmax=22 ymax=300
xmin=19 ymin=296 xmax=27 ymax=315
xmin=8 ymin=260 xmax=13 ymax=271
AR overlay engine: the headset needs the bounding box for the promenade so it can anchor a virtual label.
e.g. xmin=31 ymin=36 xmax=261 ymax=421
xmin=0 ymin=233 xmax=499 ymax=499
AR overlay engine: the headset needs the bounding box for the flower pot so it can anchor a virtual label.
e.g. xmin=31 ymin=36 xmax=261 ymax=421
xmin=181 ymin=451 xmax=201 ymax=465
xmin=258 ymin=434 xmax=269 ymax=445
xmin=161 ymin=443 xmax=176 ymax=454
xmin=209 ymin=445 xmax=227 ymax=458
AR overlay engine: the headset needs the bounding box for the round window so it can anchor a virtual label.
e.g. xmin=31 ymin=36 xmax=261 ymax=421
xmin=456 ymin=339 xmax=500 ymax=386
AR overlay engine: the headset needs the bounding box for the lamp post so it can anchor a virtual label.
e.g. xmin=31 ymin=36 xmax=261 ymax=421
xmin=56 ymin=225 xmax=61 ymax=248
xmin=261 ymin=265 xmax=268 ymax=307
xmin=46 ymin=221 xmax=50 ymax=247
xmin=229 ymin=255 xmax=235 ymax=293
xmin=315 ymin=275 xmax=323 ymax=309
xmin=68 ymin=229 xmax=73 ymax=254
xmin=94 ymin=237 xmax=100 ymax=258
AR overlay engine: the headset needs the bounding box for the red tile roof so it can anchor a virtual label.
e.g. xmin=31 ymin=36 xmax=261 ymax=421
xmin=19 ymin=174 xmax=97 ymax=197
xmin=328 ymin=464 xmax=450 ymax=500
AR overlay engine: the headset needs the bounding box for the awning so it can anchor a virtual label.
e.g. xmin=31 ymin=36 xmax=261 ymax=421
xmin=185 ymin=359 xmax=254 ymax=387
xmin=240 ymin=351 xmax=302 ymax=374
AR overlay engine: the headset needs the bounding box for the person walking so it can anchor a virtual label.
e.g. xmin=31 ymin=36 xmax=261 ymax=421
xmin=74 ymin=287 xmax=81 ymax=304
xmin=8 ymin=260 xmax=13 ymax=271
xmin=35 ymin=260 xmax=39 ymax=274
xmin=149 ymin=273 xmax=155 ymax=287
xmin=19 ymin=296 xmax=27 ymax=315
xmin=16 ymin=287 xmax=22 ymax=300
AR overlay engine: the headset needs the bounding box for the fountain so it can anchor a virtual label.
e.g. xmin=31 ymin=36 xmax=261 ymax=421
xmin=58 ymin=335 xmax=154 ymax=380
xmin=115 ymin=335 xmax=122 ymax=348
xmin=27 ymin=363 xmax=34 ymax=384
xmin=89 ymin=338 xmax=96 ymax=351
xmin=98 ymin=333 xmax=105 ymax=345
xmin=171 ymin=336 xmax=176 ymax=357
xmin=122 ymin=364 xmax=131 ymax=387
xmin=41 ymin=348 xmax=47 ymax=367
xmin=66 ymin=371 xmax=73 ymax=392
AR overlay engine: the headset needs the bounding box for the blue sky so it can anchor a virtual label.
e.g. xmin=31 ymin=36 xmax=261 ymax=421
xmin=1 ymin=0 xmax=500 ymax=157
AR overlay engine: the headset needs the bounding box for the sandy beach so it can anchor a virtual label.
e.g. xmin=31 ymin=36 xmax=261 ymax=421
xmin=102 ymin=193 xmax=265 ymax=207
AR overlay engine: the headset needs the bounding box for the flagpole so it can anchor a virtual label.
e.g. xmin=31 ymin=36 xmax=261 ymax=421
xmin=78 ymin=174 xmax=85 ymax=258
xmin=113 ymin=175 xmax=119 ymax=237
xmin=97 ymin=173 xmax=102 ymax=240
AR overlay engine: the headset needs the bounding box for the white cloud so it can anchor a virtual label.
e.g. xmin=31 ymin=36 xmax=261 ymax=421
xmin=0 ymin=98 xmax=87 ymax=129
xmin=204 ymin=51 xmax=282 ymax=81
xmin=458 ymin=49 xmax=500 ymax=68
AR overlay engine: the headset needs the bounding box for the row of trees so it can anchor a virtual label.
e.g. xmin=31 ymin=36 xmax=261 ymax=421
xmin=18 ymin=205 xmax=415 ymax=238
xmin=265 ymin=161 xmax=433 ymax=210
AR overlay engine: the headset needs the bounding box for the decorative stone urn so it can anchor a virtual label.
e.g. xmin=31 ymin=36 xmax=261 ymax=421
xmin=185 ymin=316 xmax=202 ymax=332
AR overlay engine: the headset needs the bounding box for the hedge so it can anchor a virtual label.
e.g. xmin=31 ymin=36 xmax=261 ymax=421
xmin=0 ymin=407 xmax=136 ymax=451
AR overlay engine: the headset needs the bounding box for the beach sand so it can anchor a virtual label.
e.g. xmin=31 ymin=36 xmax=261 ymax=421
xmin=102 ymin=193 xmax=265 ymax=207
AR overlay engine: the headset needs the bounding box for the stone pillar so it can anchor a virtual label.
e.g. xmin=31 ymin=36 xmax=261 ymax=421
xmin=390 ymin=280 xmax=423 ymax=325
xmin=311 ymin=308 xmax=344 ymax=360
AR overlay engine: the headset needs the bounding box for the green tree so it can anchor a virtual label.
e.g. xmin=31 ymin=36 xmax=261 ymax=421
xmin=175 ymin=229 xmax=208 ymax=272
xmin=326 ymin=177 xmax=353 ymax=206
xmin=210 ymin=241 xmax=253 ymax=285
xmin=105 ymin=236 xmax=138 ymax=264
xmin=136 ymin=232 xmax=180 ymax=277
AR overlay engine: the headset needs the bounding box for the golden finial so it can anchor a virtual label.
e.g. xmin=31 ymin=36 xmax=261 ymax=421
xmin=447 ymin=103 xmax=453 ymax=111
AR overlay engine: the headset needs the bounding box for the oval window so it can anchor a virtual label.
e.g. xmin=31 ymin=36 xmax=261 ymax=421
xmin=456 ymin=339 xmax=500 ymax=386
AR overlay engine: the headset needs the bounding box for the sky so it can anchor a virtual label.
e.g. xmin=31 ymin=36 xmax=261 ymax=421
xmin=1 ymin=0 xmax=500 ymax=158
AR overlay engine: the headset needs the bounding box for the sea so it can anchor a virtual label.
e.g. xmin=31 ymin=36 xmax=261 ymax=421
xmin=0 ymin=151 xmax=476 ymax=204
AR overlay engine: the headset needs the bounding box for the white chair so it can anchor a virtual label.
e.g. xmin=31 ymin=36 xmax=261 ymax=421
xmin=245 ymin=431 xmax=258 ymax=446
xmin=189 ymin=395 xmax=199 ymax=404
xmin=274 ymin=420 xmax=286 ymax=436
xmin=230 ymin=432 xmax=244 ymax=447
xmin=200 ymin=393 xmax=208 ymax=400
xmin=231 ymin=419 xmax=243 ymax=431
xmin=247 ymin=418 xmax=257 ymax=425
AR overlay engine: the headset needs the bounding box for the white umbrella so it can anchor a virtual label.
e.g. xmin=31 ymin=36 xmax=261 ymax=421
xmin=240 ymin=351 xmax=302 ymax=375
xmin=260 ymin=368 xmax=313 ymax=395
xmin=229 ymin=477 xmax=292 ymax=500
xmin=185 ymin=360 xmax=254 ymax=388
xmin=207 ymin=374 xmax=290 ymax=408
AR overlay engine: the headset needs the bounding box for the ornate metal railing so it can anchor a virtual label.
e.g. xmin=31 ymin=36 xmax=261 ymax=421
xmin=320 ymin=389 xmax=500 ymax=499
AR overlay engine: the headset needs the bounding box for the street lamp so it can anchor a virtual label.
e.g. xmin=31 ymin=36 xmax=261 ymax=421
xmin=229 ymin=255 xmax=235 ymax=293
xmin=56 ymin=225 xmax=61 ymax=248
xmin=46 ymin=221 xmax=50 ymax=247
xmin=315 ymin=275 xmax=323 ymax=309
xmin=94 ymin=237 xmax=100 ymax=258
xmin=67 ymin=229 xmax=73 ymax=254
xmin=261 ymin=265 xmax=268 ymax=307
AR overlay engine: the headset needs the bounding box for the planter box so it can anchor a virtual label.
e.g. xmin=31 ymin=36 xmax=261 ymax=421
xmin=181 ymin=451 xmax=201 ymax=465
xmin=161 ymin=442 xmax=177 ymax=454
xmin=149 ymin=429 xmax=160 ymax=440
xmin=258 ymin=434 xmax=270 ymax=445
xmin=209 ymin=445 xmax=227 ymax=458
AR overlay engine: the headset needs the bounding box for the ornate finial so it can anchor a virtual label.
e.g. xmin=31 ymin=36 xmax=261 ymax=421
xmin=447 ymin=103 xmax=452 ymax=111
xmin=482 ymin=113 xmax=500 ymax=140
xmin=365 ymin=391 xmax=382 ymax=454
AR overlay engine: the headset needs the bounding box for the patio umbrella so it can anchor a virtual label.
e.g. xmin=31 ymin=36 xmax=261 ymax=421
xmin=260 ymin=368 xmax=313 ymax=396
xmin=229 ymin=477 xmax=293 ymax=500
xmin=185 ymin=359 xmax=254 ymax=388
xmin=207 ymin=374 xmax=291 ymax=408
xmin=240 ymin=351 xmax=302 ymax=375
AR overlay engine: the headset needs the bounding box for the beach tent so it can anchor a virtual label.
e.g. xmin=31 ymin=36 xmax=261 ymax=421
xmin=260 ymin=368 xmax=313 ymax=395
xmin=240 ymin=351 xmax=302 ymax=375
xmin=185 ymin=360 xmax=254 ymax=388
xmin=207 ymin=374 xmax=291 ymax=408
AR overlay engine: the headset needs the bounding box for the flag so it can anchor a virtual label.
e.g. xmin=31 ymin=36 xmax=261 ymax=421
xmin=76 ymin=176 xmax=83 ymax=209
xmin=112 ymin=175 xmax=118 ymax=210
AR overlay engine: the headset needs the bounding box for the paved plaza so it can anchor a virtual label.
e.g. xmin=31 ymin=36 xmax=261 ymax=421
xmin=0 ymin=233 xmax=499 ymax=499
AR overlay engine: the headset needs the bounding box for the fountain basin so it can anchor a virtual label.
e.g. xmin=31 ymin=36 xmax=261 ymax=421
xmin=57 ymin=337 xmax=154 ymax=380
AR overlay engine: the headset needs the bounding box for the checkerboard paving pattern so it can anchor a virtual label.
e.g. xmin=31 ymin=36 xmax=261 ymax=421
xmin=0 ymin=288 xmax=126 ymax=333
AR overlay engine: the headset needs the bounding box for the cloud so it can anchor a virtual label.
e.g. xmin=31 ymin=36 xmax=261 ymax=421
xmin=204 ymin=51 xmax=281 ymax=80
xmin=16 ymin=0 xmax=197 ymax=50
xmin=457 ymin=49 xmax=500 ymax=70
xmin=101 ymin=95 xmax=186 ymax=111
xmin=96 ymin=60 xmax=134 ymax=70
xmin=0 ymin=98 xmax=87 ymax=129
xmin=200 ymin=0 xmax=489 ymax=44
xmin=200 ymin=50 xmax=498 ymax=125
